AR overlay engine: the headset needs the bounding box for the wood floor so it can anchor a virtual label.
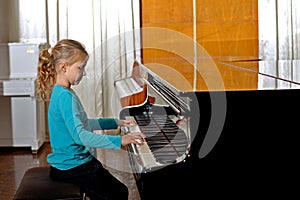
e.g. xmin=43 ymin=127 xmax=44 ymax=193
xmin=0 ymin=142 xmax=52 ymax=200
xmin=0 ymin=142 xmax=141 ymax=200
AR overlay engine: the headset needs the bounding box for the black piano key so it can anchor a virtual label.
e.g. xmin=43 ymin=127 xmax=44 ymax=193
xmin=146 ymin=134 xmax=166 ymax=140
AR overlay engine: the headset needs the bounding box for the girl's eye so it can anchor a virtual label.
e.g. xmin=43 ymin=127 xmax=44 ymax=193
xmin=79 ymin=64 xmax=86 ymax=69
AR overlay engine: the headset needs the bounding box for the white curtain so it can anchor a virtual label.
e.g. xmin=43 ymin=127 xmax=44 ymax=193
xmin=14 ymin=0 xmax=141 ymax=119
xmin=53 ymin=0 xmax=141 ymax=118
xmin=259 ymin=0 xmax=300 ymax=89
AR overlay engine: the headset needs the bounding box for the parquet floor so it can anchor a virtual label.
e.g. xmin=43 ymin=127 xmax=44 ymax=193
xmin=0 ymin=143 xmax=51 ymax=200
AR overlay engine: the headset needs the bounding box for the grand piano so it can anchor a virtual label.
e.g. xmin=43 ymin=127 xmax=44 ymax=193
xmin=114 ymin=59 xmax=299 ymax=199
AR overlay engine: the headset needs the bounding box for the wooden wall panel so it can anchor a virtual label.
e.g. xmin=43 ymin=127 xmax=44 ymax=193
xmin=196 ymin=0 xmax=258 ymax=58
xmin=141 ymin=0 xmax=194 ymax=37
xmin=141 ymin=0 xmax=259 ymax=91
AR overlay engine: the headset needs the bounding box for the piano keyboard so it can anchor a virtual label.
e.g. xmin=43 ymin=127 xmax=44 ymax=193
xmin=123 ymin=116 xmax=162 ymax=169
xmin=123 ymin=114 xmax=189 ymax=172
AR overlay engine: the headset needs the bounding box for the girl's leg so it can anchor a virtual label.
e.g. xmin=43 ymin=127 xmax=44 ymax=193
xmin=50 ymin=157 xmax=128 ymax=200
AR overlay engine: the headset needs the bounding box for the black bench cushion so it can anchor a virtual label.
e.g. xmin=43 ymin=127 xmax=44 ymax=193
xmin=14 ymin=166 xmax=83 ymax=200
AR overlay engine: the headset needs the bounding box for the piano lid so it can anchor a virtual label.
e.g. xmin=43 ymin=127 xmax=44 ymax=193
xmin=140 ymin=58 xmax=300 ymax=92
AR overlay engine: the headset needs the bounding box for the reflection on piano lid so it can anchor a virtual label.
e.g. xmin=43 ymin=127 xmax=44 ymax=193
xmin=139 ymin=58 xmax=300 ymax=91
xmin=219 ymin=59 xmax=300 ymax=89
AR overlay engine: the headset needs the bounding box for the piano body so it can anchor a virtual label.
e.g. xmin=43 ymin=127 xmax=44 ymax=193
xmin=114 ymin=60 xmax=299 ymax=199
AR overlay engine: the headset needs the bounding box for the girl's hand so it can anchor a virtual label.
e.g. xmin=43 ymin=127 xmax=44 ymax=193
xmin=121 ymin=132 xmax=146 ymax=146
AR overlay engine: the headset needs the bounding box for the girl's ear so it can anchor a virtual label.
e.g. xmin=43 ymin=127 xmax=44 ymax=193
xmin=59 ymin=62 xmax=67 ymax=72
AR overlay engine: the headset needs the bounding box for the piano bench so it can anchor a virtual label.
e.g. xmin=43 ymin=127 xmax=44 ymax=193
xmin=13 ymin=166 xmax=85 ymax=200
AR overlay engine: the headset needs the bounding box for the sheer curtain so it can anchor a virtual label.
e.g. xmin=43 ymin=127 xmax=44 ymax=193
xmin=15 ymin=0 xmax=141 ymax=119
xmin=259 ymin=0 xmax=300 ymax=89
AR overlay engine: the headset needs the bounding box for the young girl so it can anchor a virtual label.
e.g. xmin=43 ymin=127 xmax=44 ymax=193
xmin=36 ymin=39 xmax=145 ymax=200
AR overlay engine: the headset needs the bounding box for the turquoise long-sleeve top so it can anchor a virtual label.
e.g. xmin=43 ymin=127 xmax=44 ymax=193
xmin=47 ymin=85 xmax=121 ymax=170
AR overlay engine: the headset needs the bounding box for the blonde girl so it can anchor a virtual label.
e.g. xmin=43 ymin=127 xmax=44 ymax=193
xmin=36 ymin=39 xmax=144 ymax=200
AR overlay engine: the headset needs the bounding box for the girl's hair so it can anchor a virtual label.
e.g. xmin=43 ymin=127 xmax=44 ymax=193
xmin=36 ymin=39 xmax=89 ymax=101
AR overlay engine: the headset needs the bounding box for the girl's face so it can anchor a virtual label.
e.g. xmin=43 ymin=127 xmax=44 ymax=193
xmin=66 ymin=59 xmax=87 ymax=85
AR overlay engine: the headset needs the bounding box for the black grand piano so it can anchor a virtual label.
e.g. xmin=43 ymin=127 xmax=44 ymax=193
xmin=114 ymin=60 xmax=299 ymax=199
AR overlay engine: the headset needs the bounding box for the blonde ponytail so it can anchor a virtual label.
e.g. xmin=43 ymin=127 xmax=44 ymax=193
xmin=36 ymin=48 xmax=56 ymax=101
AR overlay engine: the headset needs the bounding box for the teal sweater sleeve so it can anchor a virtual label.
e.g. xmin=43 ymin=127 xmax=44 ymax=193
xmin=87 ymin=118 xmax=118 ymax=130
xmin=58 ymin=91 xmax=121 ymax=149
